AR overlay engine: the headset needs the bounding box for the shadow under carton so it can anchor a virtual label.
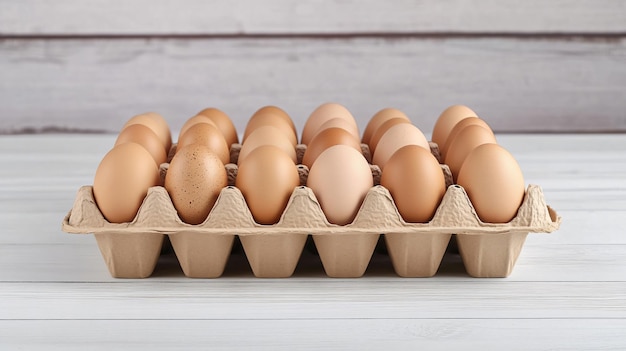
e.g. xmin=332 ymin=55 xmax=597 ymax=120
xmin=63 ymin=175 xmax=560 ymax=278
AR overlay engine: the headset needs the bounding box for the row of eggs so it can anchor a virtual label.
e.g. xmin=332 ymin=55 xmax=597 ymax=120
xmin=92 ymin=103 xmax=524 ymax=228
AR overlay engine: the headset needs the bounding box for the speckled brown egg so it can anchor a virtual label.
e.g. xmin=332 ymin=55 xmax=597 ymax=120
xmin=177 ymin=122 xmax=230 ymax=165
xmin=179 ymin=115 xmax=218 ymax=142
xmin=115 ymin=124 xmax=167 ymax=166
xmin=165 ymin=144 xmax=227 ymax=225
xmin=93 ymin=143 xmax=160 ymax=223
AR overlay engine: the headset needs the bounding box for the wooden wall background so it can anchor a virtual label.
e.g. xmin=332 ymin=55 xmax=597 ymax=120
xmin=1 ymin=0 xmax=625 ymax=135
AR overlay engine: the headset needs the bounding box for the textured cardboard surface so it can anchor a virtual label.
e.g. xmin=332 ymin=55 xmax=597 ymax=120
xmin=63 ymin=181 xmax=560 ymax=278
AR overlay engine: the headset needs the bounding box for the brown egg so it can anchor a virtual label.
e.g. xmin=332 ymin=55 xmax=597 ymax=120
xmin=362 ymin=108 xmax=410 ymax=145
xmin=368 ymin=117 xmax=412 ymax=154
xmin=123 ymin=112 xmax=172 ymax=152
xmin=115 ymin=124 xmax=167 ymax=165
xmin=249 ymin=106 xmax=297 ymax=136
xmin=236 ymin=145 xmax=300 ymax=224
xmin=197 ymin=107 xmax=239 ymax=147
xmin=177 ymin=123 xmax=230 ymax=165
xmin=179 ymin=115 xmax=218 ymax=141
xmin=431 ymin=105 xmax=477 ymax=149
xmin=165 ymin=144 xmax=227 ymax=225
xmin=372 ymin=123 xmax=430 ymax=169
xmin=381 ymin=145 xmax=446 ymax=223
xmin=445 ymin=125 xmax=497 ymax=179
xmin=457 ymin=143 xmax=525 ymax=223
xmin=315 ymin=117 xmax=360 ymax=141
xmin=441 ymin=117 xmax=493 ymax=158
xmin=301 ymin=103 xmax=357 ymax=145
xmin=238 ymin=125 xmax=297 ymax=164
xmin=302 ymin=127 xmax=362 ymax=169
xmin=242 ymin=112 xmax=297 ymax=147
xmin=307 ymin=145 xmax=373 ymax=225
xmin=93 ymin=143 xmax=160 ymax=223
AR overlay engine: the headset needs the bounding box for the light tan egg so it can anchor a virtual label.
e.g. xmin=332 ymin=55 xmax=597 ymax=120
xmin=177 ymin=122 xmax=231 ymax=165
xmin=362 ymin=108 xmax=410 ymax=145
xmin=197 ymin=107 xmax=239 ymax=147
xmin=301 ymin=103 xmax=357 ymax=145
xmin=236 ymin=145 xmax=300 ymax=224
xmin=179 ymin=115 xmax=218 ymax=141
xmin=123 ymin=112 xmax=172 ymax=152
xmin=249 ymin=105 xmax=297 ymax=136
xmin=115 ymin=124 xmax=167 ymax=165
xmin=302 ymin=127 xmax=362 ymax=169
xmin=368 ymin=117 xmax=412 ymax=154
xmin=165 ymin=144 xmax=227 ymax=225
xmin=431 ymin=105 xmax=477 ymax=149
xmin=445 ymin=125 xmax=497 ymax=179
xmin=441 ymin=117 xmax=493 ymax=158
xmin=457 ymin=143 xmax=525 ymax=223
xmin=93 ymin=143 xmax=160 ymax=223
xmin=372 ymin=123 xmax=430 ymax=169
xmin=315 ymin=117 xmax=360 ymax=141
xmin=238 ymin=125 xmax=297 ymax=164
xmin=307 ymin=145 xmax=373 ymax=225
xmin=242 ymin=111 xmax=297 ymax=147
xmin=381 ymin=145 xmax=446 ymax=223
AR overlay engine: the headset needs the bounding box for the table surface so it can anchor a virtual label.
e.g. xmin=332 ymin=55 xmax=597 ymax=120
xmin=1 ymin=133 xmax=624 ymax=350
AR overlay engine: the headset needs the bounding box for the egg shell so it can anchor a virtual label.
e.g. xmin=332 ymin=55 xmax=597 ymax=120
xmin=307 ymin=145 xmax=373 ymax=225
xmin=457 ymin=143 xmax=525 ymax=223
xmin=302 ymin=127 xmax=362 ymax=169
xmin=250 ymin=106 xmax=297 ymax=136
xmin=431 ymin=105 xmax=477 ymax=149
xmin=93 ymin=143 xmax=160 ymax=223
xmin=115 ymin=124 xmax=167 ymax=166
xmin=362 ymin=108 xmax=410 ymax=145
xmin=179 ymin=115 xmax=218 ymax=141
xmin=235 ymin=145 xmax=300 ymax=225
xmin=242 ymin=112 xmax=298 ymax=147
xmin=445 ymin=124 xmax=497 ymax=178
xmin=441 ymin=117 xmax=493 ymax=158
xmin=165 ymin=144 xmax=228 ymax=225
xmin=315 ymin=117 xmax=360 ymax=141
xmin=372 ymin=123 xmax=430 ymax=169
xmin=380 ymin=145 xmax=446 ymax=223
xmin=177 ymin=122 xmax=231 ymax=165
xmin=238 ymin=125 xmax=297 ymax=164
xmin=197 ymin=108 xmax=239 ymax=146
xmin=368 ymin=117 xmax=412 ymax=154
xmin=123 ymin=112 xmax=172 ymax=152
xmin=301 ymin=103 xmax=357 ymax=145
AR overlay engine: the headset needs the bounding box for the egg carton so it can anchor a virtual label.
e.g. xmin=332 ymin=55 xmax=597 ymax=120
xmin=62 ymin=143 xmax=560 ymax=279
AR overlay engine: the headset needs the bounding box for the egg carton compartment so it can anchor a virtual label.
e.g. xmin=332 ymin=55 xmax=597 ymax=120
xmin=63 ymin=172 xmax=560 ymax=279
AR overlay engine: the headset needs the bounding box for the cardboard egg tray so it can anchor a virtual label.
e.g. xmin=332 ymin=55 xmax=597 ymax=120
xmin=62 ymin=142 xmax=561 ymax=279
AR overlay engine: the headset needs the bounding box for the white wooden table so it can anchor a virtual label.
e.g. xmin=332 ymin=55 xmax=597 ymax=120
xmin=1 ymin=133 xmax=624 ymax=350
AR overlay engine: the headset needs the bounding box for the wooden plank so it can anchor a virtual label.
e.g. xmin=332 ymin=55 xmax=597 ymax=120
xmin=2 ymin=0 xmax=626 ymax=35
xmin=1 ymin=279 xmax=625 ymax=319
xmin=1 ymin=38 xmax=625 ymax=133
xmin=1 ymin=319 xmax=625 ymax=350
xmin=1 ymin=244 xmax=625 ymax=282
